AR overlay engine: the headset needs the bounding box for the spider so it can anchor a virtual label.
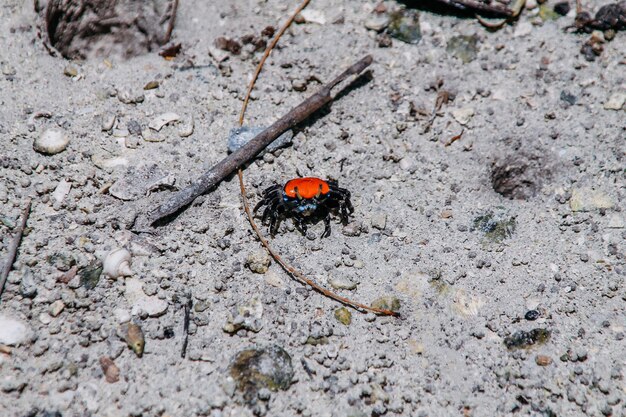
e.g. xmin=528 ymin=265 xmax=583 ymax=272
xmin=253 ymin=177 xmax=354 ymax=238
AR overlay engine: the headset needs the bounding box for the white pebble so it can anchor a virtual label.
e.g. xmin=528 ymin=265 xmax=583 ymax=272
xmin=52 ymin=179 xmax=72 ymax=203
xmin=451 ymin=107 xmax=475 ymax=126
xmin=33 ymin=129 xmax=70 ymax=155
xmin=604 ymin=92 xmax=626 ymax=110
xmin=300 ymin=9 xmax=327 ymax=25
xmin=0 ymin=315 xmax=32 ymax=346
xmin=178 ymin=117 xmax=195 ymax=137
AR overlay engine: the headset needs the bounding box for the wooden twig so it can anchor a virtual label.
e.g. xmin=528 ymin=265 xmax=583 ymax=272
xmin=163 ymin=0 xmax=179 ymax=44
xmin=444 ymin=129 xmax=464 ymax=146
xmin=149 ymin=55 xmax=373 ymax=225
xmin=0 ymin=199 xmax=32 ymax=301
xmin=424 ymin=89 xmax=450 ymax=133
xmin=438 ymin=0 xmax=515 ymax=17
xmin=180 ymin=294 xmax=192 ymax=358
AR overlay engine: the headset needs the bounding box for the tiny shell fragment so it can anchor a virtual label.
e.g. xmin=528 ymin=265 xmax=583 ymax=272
xmin=124 ymin=323 xmax=145 ymax=357
xmin=143 ymin=80 xmax=159 ymax=90
xmin=52 ymin=179 xmax=71 ymax=203
xmin=149 ymin=112 xmax=180 ymax=131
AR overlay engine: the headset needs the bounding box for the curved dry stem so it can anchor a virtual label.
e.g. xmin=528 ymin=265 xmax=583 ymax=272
xmin=236 ymin=0 xmax=398 ymax=317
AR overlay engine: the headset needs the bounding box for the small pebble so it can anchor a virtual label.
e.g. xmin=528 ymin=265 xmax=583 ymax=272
xmin=292 ymin=79 xmax=307 ymax=92
xmin=34 ymin=129 xmax=70 ymax=155
xmin=264 ymin=271 xmax=285 ymax=289
xmin=299 ymin=9 xmax=327 ymax=25
xmin=63 ymin=65 xmax=78 ymax=77
xmin=514 ymin=21 xmax=533 ymax=37
xmin=446 ymin=35 xmax=479 ymax=63
xmin=101 ymin=114 xmax=116 ymax=131
xmin=525 ymin=310 xmax=540 ymax=321
xmin=19 ymin=269 xmax=38 ymax=298
xmin=127 ymin=120 xmax=142 ymax=136
xmin=388 ymin=9 xmax=421 ymax=44
xmin=48 ymin=300 xmax=65 ymax=317
xmin=52 ymin=179 xmax=71 ymax=204
xmin=328 ymin=276 xmax=357 ymax=290
xmin=334 ymin=307 xmax=352 ymax=325
xmin=178 ymin=117 xmax=194 ymax=137
xmin=364 ymin=14 xmax=390 ymax=32
xmin=143 ymin=80 xmax=159 ymax=90
xmin=1 ymin=65 xmax=16 ymax=76
xmin=0 ymin=315 xmax=32 ymax=346
xmin=342 ymin=222 xmax=362 ymax=237
xmin=118 ymin=89 xmax=145 ymax=104
xmin=451 ymin=107 xmax=475 ymax=126
xmin=604 ymin=92 xmax=626 ymax=110
xmin=99 ymin=356 xmax=120 ymax=383
xmin=535 ymin=355 xmax=552 ymax=366
xmin=371 ymin=296 xmax=401 ymax=313
xmin=246 ymin=251 xmax=271 ymax=274
xmin=371 ymin=213 xmax=387 ymax=230
xmin=229 ymin=345 xmax=294 ymax=405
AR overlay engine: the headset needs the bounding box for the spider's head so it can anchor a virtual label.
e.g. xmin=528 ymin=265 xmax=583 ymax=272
xmin=295 ymin=202 xmax=318 ymax=217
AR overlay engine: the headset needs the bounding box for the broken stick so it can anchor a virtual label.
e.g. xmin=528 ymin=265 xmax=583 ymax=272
xmin=0 ymin=199 xmax=32 ymax=301
xmin=149 ymin=55 xmax=373 ymax=225
xmin=437 ymin=0 xmax=515 ymax=17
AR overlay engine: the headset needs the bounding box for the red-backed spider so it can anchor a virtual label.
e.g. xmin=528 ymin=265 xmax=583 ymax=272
xmin=253 ymin=177 xmax=354 ymax=238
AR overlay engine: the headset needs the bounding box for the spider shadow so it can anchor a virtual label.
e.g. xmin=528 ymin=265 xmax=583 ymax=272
xmin=268 ymin=207 xmax=349 ymax=239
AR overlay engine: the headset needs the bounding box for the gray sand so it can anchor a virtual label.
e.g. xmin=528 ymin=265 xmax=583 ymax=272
xmin=0 ymin=0 xmax=624 ymax=416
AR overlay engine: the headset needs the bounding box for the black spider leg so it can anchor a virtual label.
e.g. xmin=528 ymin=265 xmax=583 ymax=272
xmin=292 ymin=214 xmax=308 ymax=236
xmin=321 ymin=206 xmax=332 ymax=238
xmin=252 ymin=185 xmax=288 ymax=236
xmin=268 ymin=204 xmax=287 ymax=236
xmin=253 ymin=184 xmax=282 ymax=214
xmin=328 ymin=184 xmax=354 ymax=224
xmin=261 ymin=194 xmax=287 ymax=236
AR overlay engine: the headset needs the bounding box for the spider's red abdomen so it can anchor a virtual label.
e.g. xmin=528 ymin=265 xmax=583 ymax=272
xmin=284 ymin=177 xmax=330 ymax=199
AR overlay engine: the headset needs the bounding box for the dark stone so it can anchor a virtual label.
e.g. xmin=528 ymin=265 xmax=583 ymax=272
xmin=79 ymin=262 xmax=103 ymax=290
xmin=525 ymin=310 xmax=540 ymax=321
xmin=560 ymin=90 xmax=577 ymax=106
xmin=229 ymin=345 xmax=294 ymax=405
xmin=127 ymin=120 xmax=142 ymax=136
xmin=554 ymin=2 xmax=570 ymax=16
xmin=163 ymin=326 xmax=175 ymax=339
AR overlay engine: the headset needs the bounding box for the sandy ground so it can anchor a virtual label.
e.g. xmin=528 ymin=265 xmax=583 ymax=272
xmin=0 ymin=0 xmax=625 ymax=416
